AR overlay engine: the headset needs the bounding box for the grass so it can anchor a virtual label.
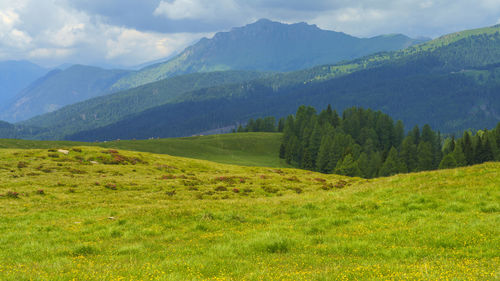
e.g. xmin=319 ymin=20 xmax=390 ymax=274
xmin=0 ymin=132 xmax=288 ymax=168
xmin=0 ymin=146 xmax=498 ymax=280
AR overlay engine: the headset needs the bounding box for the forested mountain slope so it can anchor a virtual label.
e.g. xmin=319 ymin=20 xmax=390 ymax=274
xmin=20 ymin=71 xmax=268 ymax=139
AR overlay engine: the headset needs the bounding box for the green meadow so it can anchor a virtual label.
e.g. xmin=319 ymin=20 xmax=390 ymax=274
xmin=0 ymin=132 xmax=287 ymax=168
xmin=0 ymin=146 xmax=498 ymax=280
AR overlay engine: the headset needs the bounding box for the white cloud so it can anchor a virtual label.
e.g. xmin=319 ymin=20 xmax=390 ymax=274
xmin=104 ymin=26 xmax=208 ymax=65
xmin=154 ymin=0 xmax=240 ymax=21
xmin=1 ymin=0 xmax=500 ymax=66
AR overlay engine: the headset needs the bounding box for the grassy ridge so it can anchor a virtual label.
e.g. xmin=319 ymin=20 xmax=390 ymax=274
xmin=0 ymin=147 xmax=498 ymax=280
xmin=0 ymin=132 xmax=287 ymax=168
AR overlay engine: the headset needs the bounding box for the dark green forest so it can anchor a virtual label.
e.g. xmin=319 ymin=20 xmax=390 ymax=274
xmin=278 ymin=105 xmax=500 ymax=178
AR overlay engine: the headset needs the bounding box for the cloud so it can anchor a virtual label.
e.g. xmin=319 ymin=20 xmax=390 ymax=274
xmin=1 ymin=0 xmax=500 ymax=67
xmin=154 ymin=0 xmax=243 ymax=22
xmin=0 ymin=0 xmax=209 ymax=67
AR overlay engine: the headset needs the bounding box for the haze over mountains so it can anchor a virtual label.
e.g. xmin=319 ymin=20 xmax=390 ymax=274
xmin=0 ymin=61 xmax=48 ymax=107
xmin=1 ymin=20 xmax=500 ymax=141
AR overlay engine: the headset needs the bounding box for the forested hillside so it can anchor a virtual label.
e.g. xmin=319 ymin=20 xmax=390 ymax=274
xmin=279 ymin=105 xmax=500 ymax=178
xmin=20 ymin=71 xmax=268 ymax=139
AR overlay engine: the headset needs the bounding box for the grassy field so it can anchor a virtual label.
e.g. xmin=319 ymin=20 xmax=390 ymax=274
xmin=0 ymin=132 xmax=288 ymax=168
xmin=0 ymin=146 xmax=498 ymax=280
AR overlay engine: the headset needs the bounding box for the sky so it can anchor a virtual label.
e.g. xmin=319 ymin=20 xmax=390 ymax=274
xmin=1 ymin=0 xmax=499 ymax=68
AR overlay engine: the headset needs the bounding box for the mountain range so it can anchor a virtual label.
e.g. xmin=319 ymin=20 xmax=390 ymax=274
xmin=110 ymin=19 xmax=426 ymax=90
xmin=0 ymin=61 xmax=48 ymax=107
xmin=1 ymin=20 xmax=500 ymax=141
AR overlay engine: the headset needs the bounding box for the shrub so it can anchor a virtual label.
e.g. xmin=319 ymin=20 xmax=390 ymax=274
xmin=262 ymin=186 xmax=279 ymax=194
xmin=335 ymin=180 xmax=348 ymax=189
xmin=105 ymin=183 xmax=117 ymax=190
xmin=215 ymin=186 xmax=227 ymax=192
xmin=73 ymin=245 xmax=97 ymax=256
xmin=6 ymin=191 xmax=19 ymax=198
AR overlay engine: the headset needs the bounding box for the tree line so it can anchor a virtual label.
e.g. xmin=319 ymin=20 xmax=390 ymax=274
xmin=277 ymin=105 xmax=500 ymax=178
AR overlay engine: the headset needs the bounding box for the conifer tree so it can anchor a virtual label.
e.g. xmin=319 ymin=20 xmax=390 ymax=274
xmin=301 ymin=149 xmax=314 ymax=170
xmin=357 ymin=152 xmax=371 ymax=178
xmin=394 ymin=120 xmax=405 ymax=148
xmin=316 ymin=136 xmax=333 ymax=173
xmin=462 ymin=132 xmax=474 ymax=165
xmin=451 ymin=144 xmax=467 ymax=167
xmin=400 ymin=136 xmax=418 ymax=172
xmin=417 ymin=141 xmax=434 ymax=171
xmin=409 ymin=125 xmax=420 ymax=144
xmin=277 ymin=118 xmax=285 ymax=132
xmin=308 ymin=123 xmax=322 ymax=165
xmin=335 ymin=154 xmax=361 ymax=177
xmin=439 ymin=154 xmax=457 ymax=169
xmin=279 ymin=143 xmax=286 ymax=159
xmin=379 ymin=147 xmax=402 ymax=177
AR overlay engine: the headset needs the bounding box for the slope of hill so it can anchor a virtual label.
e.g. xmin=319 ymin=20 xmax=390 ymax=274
xmin=0 ymin=147 xmax=498 ymax=280
xmin=19 ymin=71 xmax=268 ymax=139
xmin=0 ymin=60 xmax=48 ymax=108
xmin=111 ymin=19 xmax=425 ymax=90
xmin=0 ymin=132 xmax=286 ymax=167
xmin=0 ymin=65 xmax=130 ymax=122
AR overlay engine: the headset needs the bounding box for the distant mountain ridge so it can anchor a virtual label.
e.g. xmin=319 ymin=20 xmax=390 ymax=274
xmin=0 ymin=65 xmax=130 ymax=122
xmin=111 ymin=19 xmax=425 ymax=90
xmin=0 ymin=61 xmax=48 ymax=108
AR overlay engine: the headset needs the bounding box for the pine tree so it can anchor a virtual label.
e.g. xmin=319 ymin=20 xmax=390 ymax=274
xmin=301 ymin=149 xmax=314 ymax=170
xmin=417 ymin=141 xmax=434 ymax=171
xmin=495 ymin=123 xmax=500 ymax=155
xmin=335 ymin=154 xmax=361 ymax=177
xmin=462 ymin=132 xmax=474 ymax=165
xmin=277 ymin=118 xmax=285 ymax=132
xmin=394 ymin=120 xmax=405 ymax=148
xmin=357 ymin=152 xmax=371 ymax=178
xmin=409 ymin=125 xmax=420 ymax=144
xmin=400 ymin=136 xmax=418 ymax=172
xmin=481 ymin=136 xmax=494 ymax=162
xmin=279 ymin=143 xmax=286 ymax=159
xmin=308 ymin=123 xmax=323 ymax=165
xmin=316 ymin=136 xmax=333 ymax=173
xmin=451 ymin=144 xmax=467 ymax=167
xmin=439 ymin=154 xmax=457 ymax=169
xmin=379 ymin=147 xmax=402 ymax=177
